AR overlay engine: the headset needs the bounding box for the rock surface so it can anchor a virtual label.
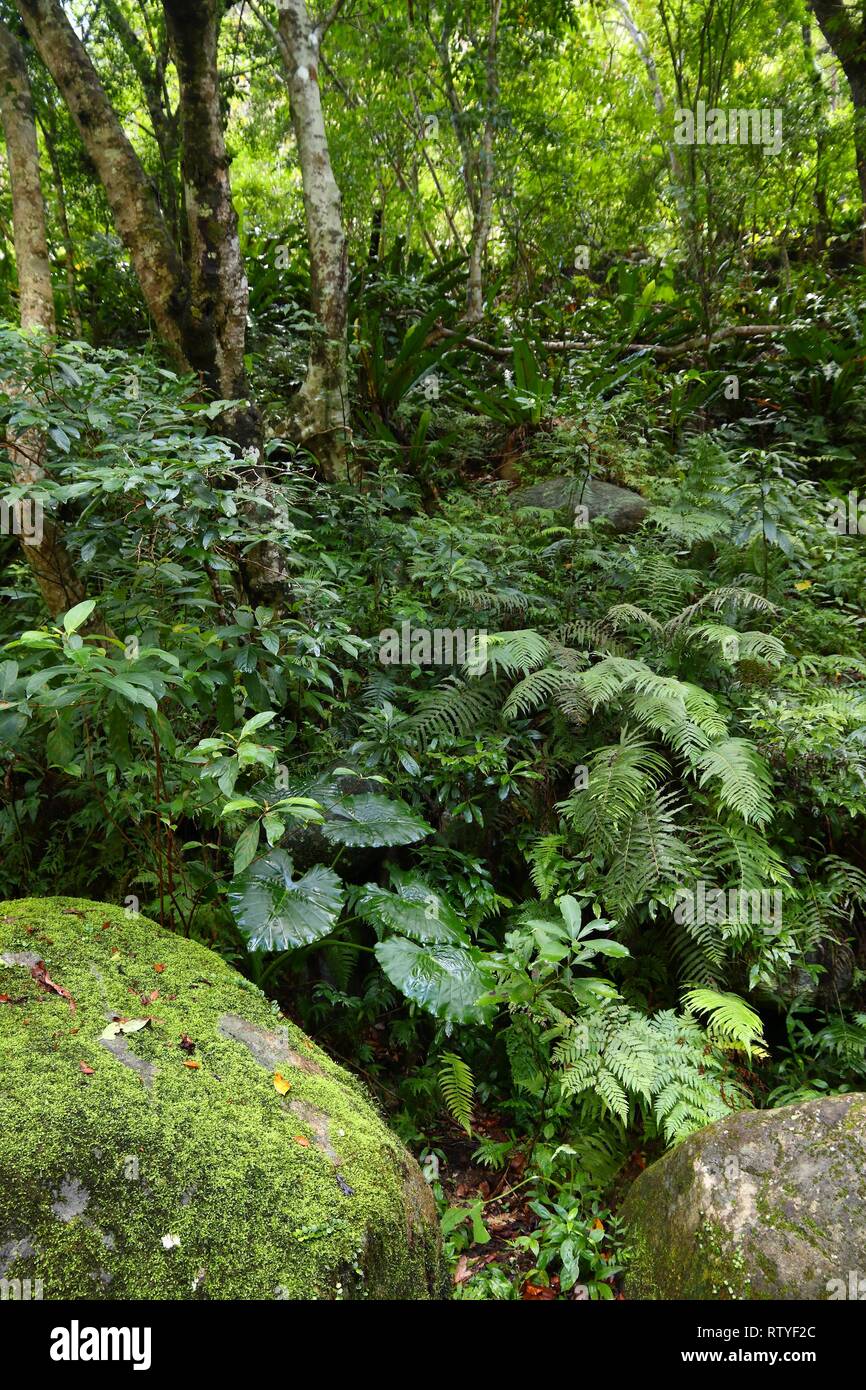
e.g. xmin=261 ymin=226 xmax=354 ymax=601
xmin=620 ymin=1093 xmax=866 ymax=1300
xmin=509 ymin=476 xmax=649 ymax=530
xmin=0 ymin=897 xmax=445 ymax=1300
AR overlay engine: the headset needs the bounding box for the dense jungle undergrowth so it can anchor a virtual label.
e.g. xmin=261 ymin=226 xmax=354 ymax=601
xmin=2 ymin=0 xmax=866 ymax=1303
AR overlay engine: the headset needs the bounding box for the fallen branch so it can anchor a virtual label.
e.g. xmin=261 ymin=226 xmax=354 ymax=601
xmin=432 ymin=323 xmax=782 ymax=361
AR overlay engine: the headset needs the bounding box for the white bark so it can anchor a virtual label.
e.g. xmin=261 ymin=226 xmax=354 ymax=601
xmin=254 ymin=0 xmax=350 ymax=481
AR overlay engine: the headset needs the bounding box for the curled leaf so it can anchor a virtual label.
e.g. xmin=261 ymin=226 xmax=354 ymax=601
xmin=100 ymin=1018 xmax=150 ymax=1040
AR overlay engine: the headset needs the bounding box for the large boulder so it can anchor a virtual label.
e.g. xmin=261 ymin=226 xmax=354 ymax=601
xmin=620 ymin=1094 xmax=866 ymax=1300
xmin=0 ymin=897 xmax=445 ymax=1300
xmin=509 ymin=476 xmax=649 ymax=530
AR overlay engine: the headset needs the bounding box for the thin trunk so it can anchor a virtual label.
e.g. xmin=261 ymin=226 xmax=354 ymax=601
xmin=802 ymin=21 xmax=830 ymax=252
xmin=436 ymin=0 xmax=502 ymax=324
xmin=38 ymin=108 xmax=82 ymax=334
xmin=253 ymin=0 xmax=349 ymax=481
xmin=465 ymin=0 xmax=501 ymax=323
xmin=614 ymin=0 xmax=693 ymax=246
xmin=0 ymin=16 xmax=89 ymax=618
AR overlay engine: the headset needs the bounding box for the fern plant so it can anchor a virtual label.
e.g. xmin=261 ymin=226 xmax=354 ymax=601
xmin=438 ymin=1052 xmax=475 ymax=1134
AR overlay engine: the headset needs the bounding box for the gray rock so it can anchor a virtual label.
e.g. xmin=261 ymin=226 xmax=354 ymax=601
xmin=509 ymin=476 xmax=649 ymax=531
xmin=620 ymin=1093 xmax=866 ymax=1300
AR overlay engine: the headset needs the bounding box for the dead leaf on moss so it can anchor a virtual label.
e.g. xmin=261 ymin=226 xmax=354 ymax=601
xmin=31 ymin=960 xmax=76 ymax=1012
xmin=100 ymin=1018 xmax=150 ymax=1041
xmin=273 ymin=1072 xmax=291 ymax=1095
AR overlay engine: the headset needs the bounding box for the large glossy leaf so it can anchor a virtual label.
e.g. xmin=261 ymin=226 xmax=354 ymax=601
xmin=356 ymin=871 xmax=467 ymax=945
xmin=228 ymin=850 xmax=344 ymax=951
xmin=321 ymin=793 xmax=431 ymax=848
xmin=374 ymin=936 xmax=488 ymax=1022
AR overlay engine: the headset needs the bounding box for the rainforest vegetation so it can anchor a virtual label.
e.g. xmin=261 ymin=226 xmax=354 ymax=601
xmin=2 ymin=0 xmax=866 ymax=1303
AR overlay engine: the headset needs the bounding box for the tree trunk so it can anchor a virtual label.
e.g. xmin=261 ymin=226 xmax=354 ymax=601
xmin=0 ymin=16 xmax=89 ymax=618
xmin=163 ymin=0 xmax=259 ymax=448
xmin=258 ymin=0 xmax=350 ymax=482
xmin=15 ymin=0 xmax=189 ymax=363
xmin=614 ymin=0 xmax=693 ymax=242
xmin=809 ymin=0 xmax=866 ymax=264
xmin=38 ymin=107 xmax=82 ymax=334
xmin=101 ymin=0 xmax=182 ymax=244
xmin=436 ymin=0 xmax=502 ymax=325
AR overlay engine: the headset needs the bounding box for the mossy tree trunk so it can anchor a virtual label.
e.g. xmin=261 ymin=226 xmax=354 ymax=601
xmin=0 ymin=15 xmax=91 ymax=620
xmin=15 ymin=0 xmax=260 ymax=449
xmin=14 ymin=0 xmax=190 ymax=366
xmin=163 ymin=0 xmax=260 ymax=449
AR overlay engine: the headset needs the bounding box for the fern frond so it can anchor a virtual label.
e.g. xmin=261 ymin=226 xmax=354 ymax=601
xmin=605 ymin=603 xmax=664 ymax=634
xmin=556 ymin=731 xmax=669 ymax=854
xmin=480 ymin=629 xmax=550 ymax=675
xmin=411 ymin=677 xmax=500 ymax=748
xmin=503 ymin=665 xmax=575 ymax=719
xmin=665 ymin=586 xmax=776 ymax=637
xmin=438 ymin=1052 xmax=475 ymax=1134
xmin=682 ymin=988 xmax=767 ymax=1058
xmin=692 ymin=738 xmax=773 ymax=825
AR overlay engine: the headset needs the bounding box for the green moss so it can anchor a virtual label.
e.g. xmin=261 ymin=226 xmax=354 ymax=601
xmin=621 ymin=1146 xmax=752 ymax=1301
xmin=0 ymin=897 xmax=444 ymax=1300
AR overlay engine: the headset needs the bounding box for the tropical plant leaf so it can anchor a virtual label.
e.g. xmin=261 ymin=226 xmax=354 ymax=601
xmin=374 ymin=936 xmax=488 ymax=1022
xmin=355 ymin=871 xmax=467 ymax=944
xmin=228 ymin=850 xmax=344 ymax=951
xmin=321 ymin=793 xmax=431 ymax=847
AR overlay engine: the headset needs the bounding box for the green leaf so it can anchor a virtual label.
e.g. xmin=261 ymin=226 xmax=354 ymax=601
xmin=374 ymin=936 xmax=487 ymax=1022
xmin=233 ymin=820 xmax=261 ymax=875
xmin=228 ymin=850 xmax=344 ymax=951
xmin=322 ymin=793 xmax=431 ymax=848
xmin=356 ymin=871 xmax=467 ymax=944
xmin=62 ymin=600 xmax=96 ymax=634
xmin=262 ymin=812 xmax=286 ymax=845
xmin=221 ymin=798 xmax=260 ymax=815
xmin=239 ymin=710 xmax=277 ymax=740
xmin=46 ymin=716 xmax=75 ymax=768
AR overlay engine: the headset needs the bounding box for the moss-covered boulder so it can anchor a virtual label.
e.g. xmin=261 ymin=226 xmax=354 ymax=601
xmin=620 ymin=1094 xmax=866 ymax=1300
xmin=509 ymin=477 xmax=649 ymax=531
xmin=0 ymin=897 xmax=445 ymax=1300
